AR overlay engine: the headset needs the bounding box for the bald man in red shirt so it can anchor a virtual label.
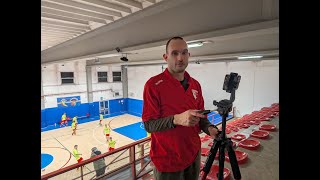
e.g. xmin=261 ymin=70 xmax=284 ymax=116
xmin=142 ymin=36 xmax=219 ymax=180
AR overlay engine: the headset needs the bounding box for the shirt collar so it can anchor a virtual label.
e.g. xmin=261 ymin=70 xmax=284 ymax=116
xmin=163 ymin=68 xmax=191 ymax=86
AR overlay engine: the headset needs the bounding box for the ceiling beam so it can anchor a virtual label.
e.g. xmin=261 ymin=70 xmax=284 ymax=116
xmin=145 ymin=0 xmax=156 ymax=3
xmin=42 ymin=26 xmax=86 ymax=33
xmin=114 ymin=0 xmax=143 ymax=9
xmin=42 ymin=39 xmax=69 ymax=43
xmin=42 ymin=1 xmax=115 ymax=21
xmin=41 ymin=19 xmax=90 ymax=29
xmin=42 ymin=7 xmax=107 ymax=24
xmin=41 ymin=13 xmax=88 ymax=25
xmin=47 ymin=0 xmax=122 ymax=17
xmin=42 ymin=30 xmax=80 ymax=36
xmin=41 ymin=32 xmax=74 ymax=37
xmin=41 ymin=22 xmax=91 ymax=31
xmin=81 ymin=0 xmax=132 ymax=13
xmin=42 ymin=38 xmax=71 ymax=43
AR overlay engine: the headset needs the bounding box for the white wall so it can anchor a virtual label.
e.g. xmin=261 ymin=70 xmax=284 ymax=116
xmin=91 ymin=65 xmax=123 ymax=102
xmin=127 ymin=65 xmax=167 ymax=99
xmin=42 ymin=61 xmax=88 ymax=108
xmin=127 ymin=59 xmax=279 ymax=116
xmin=41 ymin=61 xmax=123 ymax=108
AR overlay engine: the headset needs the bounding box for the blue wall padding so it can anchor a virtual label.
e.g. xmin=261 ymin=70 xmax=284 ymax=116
xmin=41 ymin=98 xmax=232 ymax=132
xmin=127 ymin=98 xmax=143 ymax=116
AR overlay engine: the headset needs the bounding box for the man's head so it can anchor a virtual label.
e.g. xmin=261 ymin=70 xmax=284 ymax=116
xmin=163 ymin=36 xmax=190 ymax=74
xmin=74 ymin=145 xmax=78 ymax=149
xmin=91 ymin=147 xmax=98 ymax=152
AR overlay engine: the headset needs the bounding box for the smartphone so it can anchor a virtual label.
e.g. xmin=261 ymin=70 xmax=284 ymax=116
xmin=198 ymin=110 xmax=211 ymax=115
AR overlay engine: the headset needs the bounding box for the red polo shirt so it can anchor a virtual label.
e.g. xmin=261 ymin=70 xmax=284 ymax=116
xmin=142 ymin=68 xmax=204 ymax=172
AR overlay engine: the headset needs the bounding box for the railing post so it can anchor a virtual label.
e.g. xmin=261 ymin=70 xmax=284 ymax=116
xmin=140 ymin=144 xmax=145 ymax=167
xmin=80 ymin=166 xmax=84 ymax=180
xmin=130 ymin=146 xmax=136 ymax=180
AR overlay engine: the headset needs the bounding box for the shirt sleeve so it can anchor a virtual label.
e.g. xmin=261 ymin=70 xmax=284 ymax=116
xmin=143 ymin=116 xmax=175 ymax=132
xmin=142 ymin=80 xmax=161 ymax=122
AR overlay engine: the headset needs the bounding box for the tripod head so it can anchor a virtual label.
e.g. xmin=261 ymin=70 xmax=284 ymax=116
xmin=213 ymin=72 xmax=241 ymax=117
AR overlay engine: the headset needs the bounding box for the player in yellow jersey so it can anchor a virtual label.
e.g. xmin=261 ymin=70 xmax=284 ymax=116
xmin=108 ymin=137 xmax=116 ymax=151
xmin=73 ymin=145 xmax=83 ymax=170
xmin=71 ymin=121 xmax=77 ymax=135
xmin=60 ymin=112 xmax=68 ymax=127
xmin=103 ymin=124 xmax=111 ymax=141
xmin=73 ymin=116 xmax=78 ymax=124
xmin=99 ymin=114 xmax=103 ymax=126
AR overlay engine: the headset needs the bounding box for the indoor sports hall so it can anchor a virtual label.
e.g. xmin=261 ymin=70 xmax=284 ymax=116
xmin=41 ymin=0 xmax=279 ymax=179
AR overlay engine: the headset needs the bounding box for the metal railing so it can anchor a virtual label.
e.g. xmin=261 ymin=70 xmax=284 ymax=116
xmin=41 ymin=137 xmax=152 ymax=180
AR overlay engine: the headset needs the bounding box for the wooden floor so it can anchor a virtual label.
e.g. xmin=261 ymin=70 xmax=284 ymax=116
xmin=41 ymin=114 xmax=142 ymax=176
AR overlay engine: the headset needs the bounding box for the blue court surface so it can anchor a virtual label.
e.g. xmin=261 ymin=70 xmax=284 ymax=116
xmin=113 ymin=113 xmax=233 ymax=141
xmin=41 ymin=153 xmax=54 ymax=169
xmin=113 ymin=122 xmax=147 ymax=141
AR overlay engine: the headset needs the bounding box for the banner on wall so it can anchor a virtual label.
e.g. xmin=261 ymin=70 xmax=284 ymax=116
xmin=57 ymin=96 xmax=81 ymax=107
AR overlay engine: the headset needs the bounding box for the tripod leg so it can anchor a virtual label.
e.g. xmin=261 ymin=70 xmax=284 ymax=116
xmin=201 ymin=139 xmax=221 ymax=180
xmin=226 ymin=138 xmax=241 ymax=180
xmin=218 ymin=142 xmax=225 ymax=180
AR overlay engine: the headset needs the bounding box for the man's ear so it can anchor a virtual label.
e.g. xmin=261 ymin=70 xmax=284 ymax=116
xmin=163 ymin=54 xmax=168 ymax=61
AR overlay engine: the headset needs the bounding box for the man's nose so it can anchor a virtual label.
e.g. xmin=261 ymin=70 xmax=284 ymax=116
xmin=177 ymin=54 xmax=184 ymax=61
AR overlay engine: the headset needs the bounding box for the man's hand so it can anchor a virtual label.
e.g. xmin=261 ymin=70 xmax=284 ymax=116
xmin=208 ymin=126 xmax=219 ymax=139
xmin=173 ymin=110 xmax=206 ymax=126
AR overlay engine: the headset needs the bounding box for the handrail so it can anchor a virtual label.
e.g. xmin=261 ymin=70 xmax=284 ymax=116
xmin=41 ymin=137 xmax=151 ymax=180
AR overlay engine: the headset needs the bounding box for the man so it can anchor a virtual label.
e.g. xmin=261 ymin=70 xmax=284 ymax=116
xmin=99 ymin=113 xmax=103 ymax=126
xmin=71 ymin=121 xmax=77 ymax=136
xmin=142 ymin=36 xmax=219 ymax=180
xmin=73 ymin=145 xmax=83 ymax=170
xmin=103 ymin=124 xmax=111 ymax=141
xmin=108 ymin=137 xmax=116 ymax=152
xmin=73 ymin=116 xmax=78 ymax=125
xmin=91 ymin=147 xmax=107 ymax=178
xmin=60 ymin=112 xmax=67 ymax=127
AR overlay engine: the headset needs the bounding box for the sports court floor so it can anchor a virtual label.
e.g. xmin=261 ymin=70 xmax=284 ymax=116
xmin=41 ymin=114 xmax=147 ymax=176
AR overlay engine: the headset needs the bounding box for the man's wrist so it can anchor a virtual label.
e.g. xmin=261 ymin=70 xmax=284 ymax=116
xmin=173 ymin=115 xmax=178 ymax=125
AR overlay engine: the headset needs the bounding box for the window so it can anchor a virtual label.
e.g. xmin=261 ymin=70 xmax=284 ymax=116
xmin=113 ymin=72 xmax=122 ymax=82
xmin=61 ymin=72 xmax=74 ymax=84
xmin=98 ymin=72 xmax=108 ymax=82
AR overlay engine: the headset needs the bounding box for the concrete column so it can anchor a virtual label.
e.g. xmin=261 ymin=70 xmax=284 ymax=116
xmin=121 ymin=65 xmax=128 ymax=98
xmin=41 ymin=69 xmax=45 ymax=109
xmin=86 ymin=65 xmax=93 ymax=103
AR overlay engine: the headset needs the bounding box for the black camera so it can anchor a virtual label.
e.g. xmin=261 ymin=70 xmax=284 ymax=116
xmin=223 ymin=72 xmax=241 ymax=93
xmin=120 ymin=57 xmax=128 ymax=61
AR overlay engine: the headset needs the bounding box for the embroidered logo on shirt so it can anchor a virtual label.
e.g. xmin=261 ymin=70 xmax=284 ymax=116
xmin=192 ymin=89 xmax=198 ymax=100
xmin=155 ymin=80 xmax=163 ymax=85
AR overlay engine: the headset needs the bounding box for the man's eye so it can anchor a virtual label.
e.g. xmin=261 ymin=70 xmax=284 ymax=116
xmin=172 ymin=52 xmax=179 ymax=56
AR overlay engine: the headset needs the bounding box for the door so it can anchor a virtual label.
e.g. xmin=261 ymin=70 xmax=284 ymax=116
xmin=99 ymin=100 xmax=109 ymax=115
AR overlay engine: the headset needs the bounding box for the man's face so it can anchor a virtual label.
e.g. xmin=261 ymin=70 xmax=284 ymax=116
xmin=163 ymin=39 xmax=190 ymax=74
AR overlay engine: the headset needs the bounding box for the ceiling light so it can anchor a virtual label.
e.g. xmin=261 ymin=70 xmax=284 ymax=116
xmin=97 ymin=54 xmax=122 ymax=58
xmin=187 ymin=42 xmax=203 ymax=48
xmin=237 ymin=55 xmax=263 ymax=59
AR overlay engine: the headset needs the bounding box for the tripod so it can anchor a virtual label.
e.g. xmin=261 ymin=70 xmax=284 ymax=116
xmin=201 ymin=73 xmax=241 ymax=180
